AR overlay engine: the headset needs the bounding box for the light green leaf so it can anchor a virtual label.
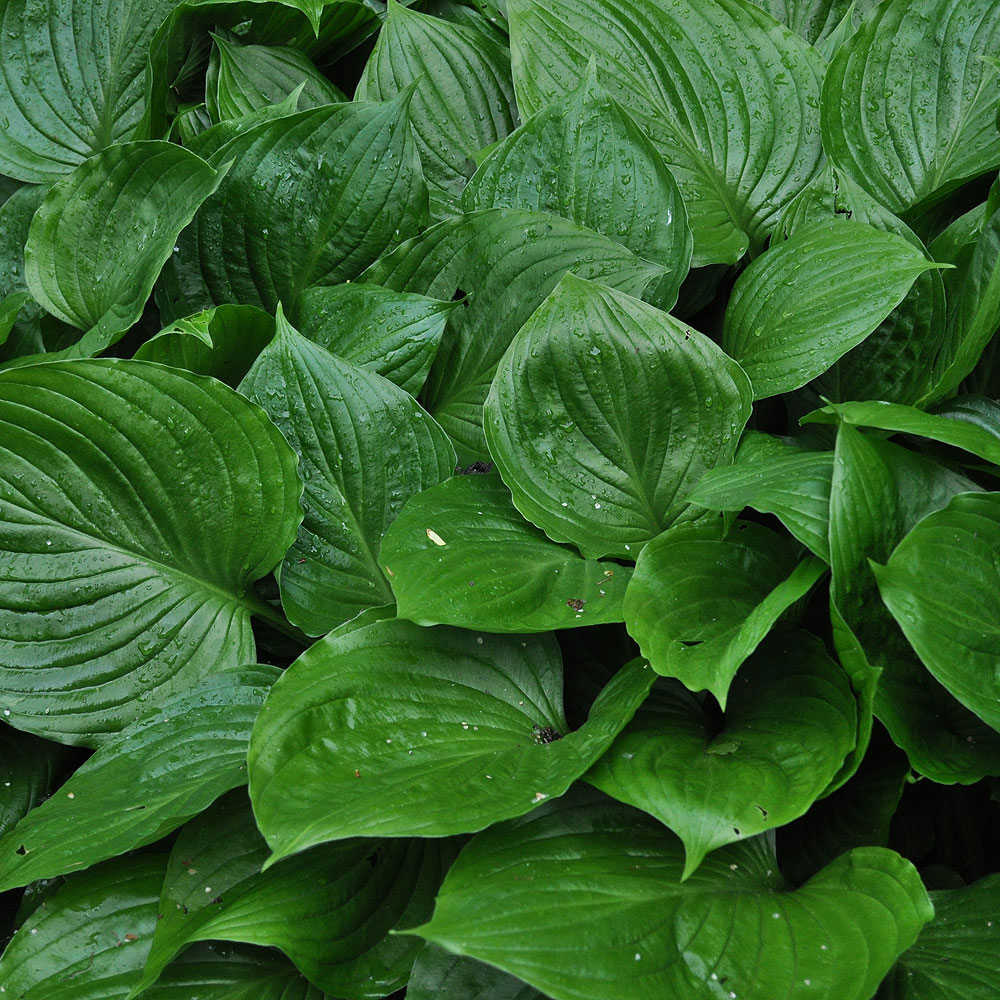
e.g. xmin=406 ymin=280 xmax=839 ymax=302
xmin=463 ymin=61 xmax=692 ymax=309
xmin=623 ymin=520 xmax=826 ymax=706
xmin=408 ymin=943 xmax=549 ymax=1000
xmin=296 ymin=283 xmax=456 ymax=395
xmin=249 ymin=617 xmax=653 ymax=859
xmin=485 ymin=274 xmax=752 ymax=559
xmin=415 ymin=789 xmax=933 ymax=1000
xmin=874 ymin=492 xmax=1000 ymax=734
xmin=207 ymin=34 xmax=345 ymax=122
xmin=0 ymin=724 xmax=67 ymax=836
xmin=240 ymin=308 xmax=455 ymax=636
xmin=822 ymin=0 xmax=1000 ymax=215
xmin=361 ymin=208 xmax=665 ymax=459
xmin=0 ymin=360 xmax=302 ymax=745
xmin=507 ymin=0 xmax=825 ymax=265
xmin=380 ymin=473 xmax=632 ymax=631
xmin=881 ymin=874 xmax=1000 ymax=1000
xmin=357 ymin=0 xmax=518 ymax=215
xmin=722 ymin=219 xmax=944 ymax=399
xmin=22 ymin=142 xmax=223 ymax=358
xmin=158 ymin=93 xmax=428 ymax=319
xmin=0 ymin=667 xmax=278 ymax=892
xmin=133 ymin=790 xmax=455 ymax=999
xmin=0 ymin=853 xmax=166 ymax=999
xmin=0 ymin=0 xmax=179 ymax=182
xmin=587 ymin=630 xmax=856 ymax=878
xmin=690 ymin=431 xmax=833 ymax=560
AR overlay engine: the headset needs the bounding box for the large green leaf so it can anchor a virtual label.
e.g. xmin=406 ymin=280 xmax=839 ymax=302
xmin=408 ymin=943 xmax=548 ymax=1000
xmin=0 ymin=723 xmax=67 ymax=836
xmin=507 ymin=0 xmax=824 ymax=265
xmin=132 ymin=790 xmax=455 ymax=999
xmin=0 ymin=666 xmax=278 ymax=891
xmin=240 ymin=309 xmax=455 ymax=636
xmin=157 ymin=93 xmax=428 ymax=319
xmin=249 ymin=617 xmax=653 ymax=860
xmin=485 ymin=274 xmax=752 ymax=559
xmin=356 ymin=0 xmax=518 ymax=215
xmin=587 ymin=630 xmax=856 ymax=878
xmin=880 ymin=874 xmax=1000 ymax=1000
xmin=463 ymin=62 xmax=692 ymax=309
xmin=380 ymin=473 xmax=632 ymax=631
xmin=21 ymin=142 xmax=223 ymax=359
xmin=721 ymin=219 xmax=943 ymax=399
xmin=822 ymin=0 xmax=1000 ymax=215
xmin=749 ymin=0 xmax=875 ymax=45
xmin=0 ymin=0 xmax=179 ymax=182
xmin=874 ymin=492 xmax=1000 ymax=734
xmin=0 ymin=853 xmax=166 ymax=999
xmin=0 ymin=360 xmax=301 ymax=744
xmin=415 ymin=789 xmax=933 ymax=1000
xmin=361 ymin=208 xmax=664 ymax=460
xmin=623 ymin=520 xmax=825 ymax=705
xmin=296 ymin=283 xmax=456 ymax=395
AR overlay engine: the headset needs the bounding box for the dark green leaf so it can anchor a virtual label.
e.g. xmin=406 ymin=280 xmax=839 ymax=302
xmin=749 ymin=0 xmax=876 ymax=45
xmin=408 ymin=942 xmax=548 ymax=1000
xmin=0 ymin=723 xmax=67 ymax=836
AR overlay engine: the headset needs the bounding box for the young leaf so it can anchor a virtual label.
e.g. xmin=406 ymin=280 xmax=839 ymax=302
xmin=463 ymin=62 xmax=692 ymax=309
xmin=507 ymin=0 xmax=824 ymax=264
xmin=248 ymin=617 xmax=653 ymax=859
xmin=0 ymin=360 xmax=302 ymax=745
xmin=0 ymin=724 xmax=67 ymax=836
xmin=408 ymin=942 xmax=549 ymax=1000
xmin=623 ymin=520 xmax=826 ymax=706
xmin=0 ymin=667 xmax=278 ymax=892
xmin=239 ymin=309 xmax=456 ymax=636
xmin=380 ymin=473 xmax=632 ymax=631
xmin=415 ymin=789 xmax=932 ymax=1000
xmin=721 ymin=219 xmax=944 ymax=399
xmin=485 ymin=274 xmax=752 ymax=559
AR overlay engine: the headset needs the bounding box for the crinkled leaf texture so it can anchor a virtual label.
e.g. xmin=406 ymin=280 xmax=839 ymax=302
xmin=0 ymin=360 xmax=302 ymax=745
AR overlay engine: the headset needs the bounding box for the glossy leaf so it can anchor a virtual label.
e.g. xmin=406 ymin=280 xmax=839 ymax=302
xmin=240 ymin=309 xmax=455 ymax=635
xmin=380 ymin=473 xmax=632 ymax=631
xmin=415 ymin=789 xmax=933 ymax=1000
xmin=0 ymin=667 xmax=278 ymax=891
xmin=722 ymin=219 xmax=943 ymax=399
xmin=623 ymin=520 xmax=826 ymax=705
xmin=408 ymin=943 xmax=549 ymax=1000
xmin=0 ymin=724 xmax=67 ymax=836
xmin=0 ymin=360 xmax=301 ymax=744
xmin=249 ymin=617 xmax=653 ymax=859
xmin=485 ymin=274 xmax=752 ymax=559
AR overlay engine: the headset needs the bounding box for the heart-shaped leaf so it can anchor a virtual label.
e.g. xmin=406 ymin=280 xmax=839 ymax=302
xmin=0 ymin=360 xmax=302 ymax=745
xmin=485 ymin=274 xmax=752 ymax=559
xmin=248 ymin=617 xmax=653 ymax=859
xmin=240 ymin=308 xmax=455 ymax=635
xmin=380 ymin=473 xmax=632 ymax=631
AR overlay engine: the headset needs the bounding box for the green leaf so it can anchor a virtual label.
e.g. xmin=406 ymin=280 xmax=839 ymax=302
xmin=463 ymin=61 xmax=692 ymax=309
xmin=415 ymin=789 xmax=933 ymax=1000
xmin=357 ymin=0 xmax=518 ymax=215
xmin=485 ymin=274 xmax=752 ymax=559
xmin=0 ymin=0 xmax=179 ymax=182
xmin=721 ymin=219 xmax=944 ymax=400
xmin=588 ymin=629 xmax=856 ymax=878
xmin=507 ymin=0 xmax=824 ymax=264
xmin=0 ymin=853 xmax=166 ymax=999
xmin=874 ymin=492 xmax=1000 ymax=734
xmin=408 ymin=943 xmax=549 ymax=1000
xmin=133 ymin=305 xmax=276 ymax=388
xmin=207 ymin=34 xmax=346 ymax=122
xmin=749 ymin=0 xmax=876 ymax=45
xmin=296 ymin=283 xmax=456 ymax=395
xmin=821 ymin=0 xmax=1000 ymax=215
xmin=158 ymin=93 xmax=429 ymax=319
xmin=0 ymin=723 xmax=67 ymax=836
xmin=248 ymin=617 xmax=653 ymax=859
xmin=881 ymin=874 xmax=1000 ymax=1000
xmin=380 ymin=472 xmax=632 ymax=631
xmin=0 ymin=360 xmax=302 ymax=745
xmin=0 ymin=667 xmax=278 ymax=892
xmin=21 ymin=142 xmax=223 ymax=359
xmin=240 ymin=308 xmax=455 ymax=636
xmin=623 ymin=520 xmax=826 ymax=706
xmin=133 ymin=790 xmax=455 ymax=999
xmin=361 ymin=208 xmax=666 ymax=459
xmin=690 ymin=431 xmax=833 ymax=561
